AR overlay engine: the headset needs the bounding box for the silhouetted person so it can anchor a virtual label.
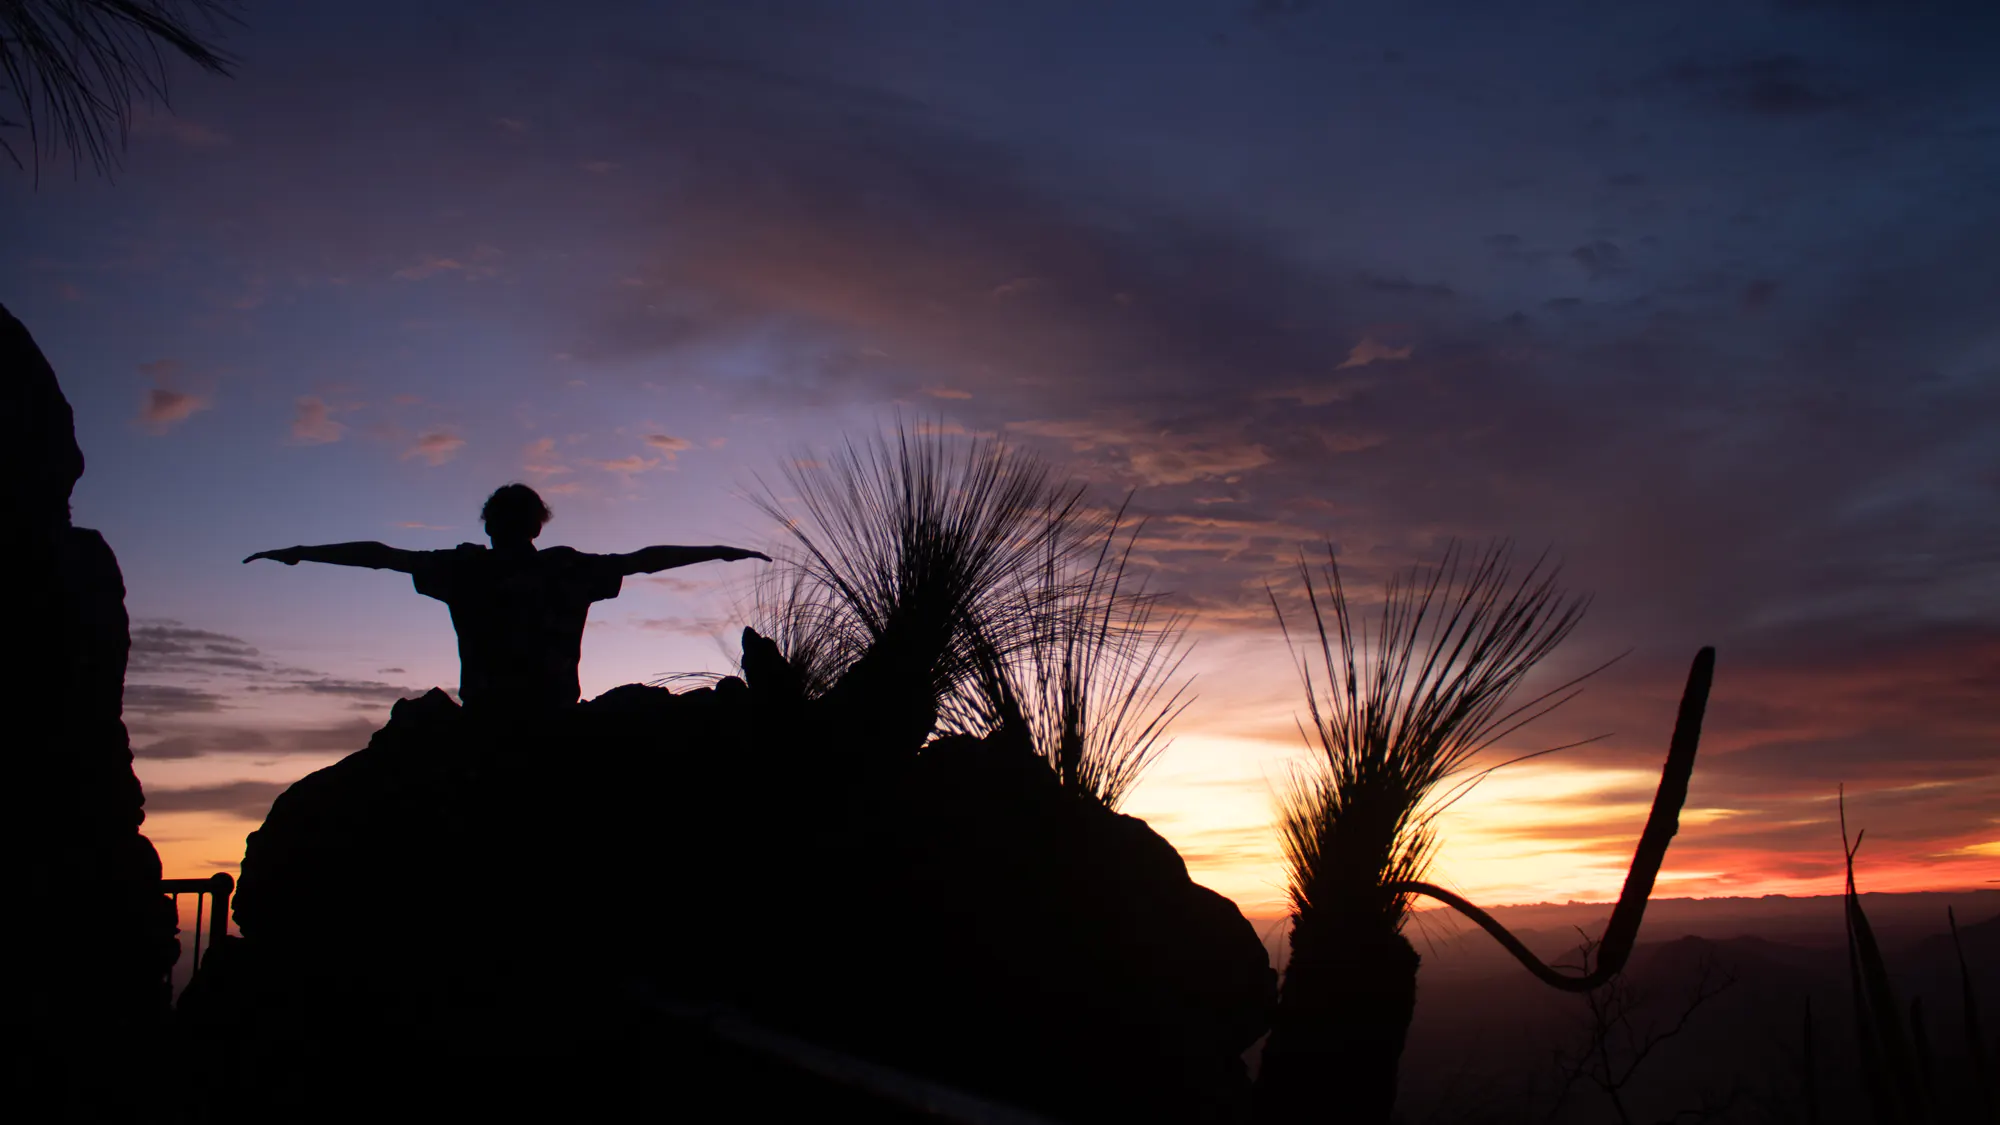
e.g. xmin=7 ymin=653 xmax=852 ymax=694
xmin=245 ymin=483 xmax=767 ymax=712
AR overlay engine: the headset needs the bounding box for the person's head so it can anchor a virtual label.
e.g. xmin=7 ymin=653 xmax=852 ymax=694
xmin=481 ymin=483 xmax=551 ymax=546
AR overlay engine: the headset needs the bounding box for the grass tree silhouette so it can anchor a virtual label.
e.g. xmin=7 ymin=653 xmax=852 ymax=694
xmin=243 ymin=482 xmax=769 ymax=714
xmin=1 ymin=0 xmax=238 ymax=179
xmin=192 ymin=425 xmax=1273 ymax=1123
xmin=1252 ymin=543 xmax=1715 ymax=1125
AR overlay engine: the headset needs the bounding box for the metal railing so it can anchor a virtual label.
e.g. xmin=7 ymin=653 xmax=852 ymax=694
xmin=162 ymin=872 xmax=233 ymax=981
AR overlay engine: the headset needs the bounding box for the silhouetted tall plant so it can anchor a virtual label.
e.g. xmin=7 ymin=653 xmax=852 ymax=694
xmin=744 ymin=563 xmax=851 ymax=703
xmin=1843 ymin=795 xmax=1933 ymax=1125
xmin=1949 ymin=907 xmax=1996 ymax=1124
xmin=1837 ymin=799 xmax=2000 ymax=1125
xmin=950 ymin=504 xmax=1194 ymax=809
xmin=2 ymin=0 xmax=236 ymax=177
xmin=1254 ymin=541 xmax=1598 ymax=1125
xmin=753 ymin=424 xmax=1098 ymax=752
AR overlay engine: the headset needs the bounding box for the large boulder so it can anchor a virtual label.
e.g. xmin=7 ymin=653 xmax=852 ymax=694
xmin=185 ymin=656 xmax=1274 ymax=1122
xmin=4 ymin=305 xmax=179 ymax=1118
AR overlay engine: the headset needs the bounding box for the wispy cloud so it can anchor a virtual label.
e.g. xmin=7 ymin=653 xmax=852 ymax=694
xmin=145 ymin=781 xmax=290 ymax=819
xmin=124 ymin=683 xmax=228 ymax=715
xmin=289 ymin=396 xmax=346 ymax=444
xmin=139 ymin=388 xmax=208 ymax=431
xmin=134 ymin=359 xmax=210 ymax=433
xmin=1010 ymin=417 xmax=1273 ymax=487
xmin=131 ymin=622 xmax=267 ymax=675
xmin=130 ymin=105 xmax=230 ymax=149
xmin=1335 ymin=336 xmax=1413 ymax=370
xmin=642 ymin=433 xmax=694 ymax=460
xmin=135 ymin=717 xmax=380 ymax=761
xmin=394 ymin=256 xmax=464 ymax=281
xmin=393 ymin=245 xmax=501 ymax=282
xmin=523 ymin=436 xmax=571 ymax=478
xmin=405 ymin=429 xmax=465 ymax=466
xmin=247 ymin=677 xmax=425 ymax=703
xmin=592 ymin=454 xmax=660 ymax=476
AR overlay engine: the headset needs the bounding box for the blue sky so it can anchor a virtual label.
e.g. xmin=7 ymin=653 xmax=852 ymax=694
xmin=6 ymin=0 xmax=1998 ymax=913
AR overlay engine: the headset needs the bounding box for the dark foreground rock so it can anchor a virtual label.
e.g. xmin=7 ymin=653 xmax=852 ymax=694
xmin=5 ymin=305 xmax=180 ymax=1120
xmin=183 ymin=671 xmax=1274 ymax=1122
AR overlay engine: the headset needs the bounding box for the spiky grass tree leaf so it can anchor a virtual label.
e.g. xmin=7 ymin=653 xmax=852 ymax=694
xmin=1272 ymin=540 xmax=1594 ymax=932
xmin=744 ymin=564 xmax=854 ymax=702
xmin=1257 ymin=540 xmax=1600 ymax=1125
xmin=1844 ymin=797 xmax=1929 ymax=1125
xmin=949 ymin=500 xmax=1194 ymax=809
xmin=1949 ymin=907 xmax=1997 ymax=1124
xmin=1 ymin=0 xmax=237 ymax=178
xmin=754 ymin=423 xmax=1097 ymax=750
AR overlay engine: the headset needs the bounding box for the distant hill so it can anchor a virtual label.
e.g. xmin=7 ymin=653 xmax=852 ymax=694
xmin=1367 ymin=890 xmax=2000 ymax=1124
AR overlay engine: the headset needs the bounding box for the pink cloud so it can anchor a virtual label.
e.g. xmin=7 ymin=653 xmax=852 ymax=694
xmin=914 ymin=420 xmax=990 ymax=438
xmin=138 ymin=388 xmax=209 ymax=432
xmin=134 ymin=359 xmax=209 ymax=433
xmin=642 ymin=433 xmax=694 ymax=460
xmin=1336 ymin=336 xmax=1414 ymax=370
xmin=523 ymin=437 xmax=571 ymax=478
xmin=991 ymin=276 xmax=1042 ymax=298
xmin=592 ymin=454 xmax=660 ymax=475
xmin=394 ymin=257 xmax=465 ymax=281
xmin=130 ymin=106 xmax=230 ymax=149
xmin=1010 ymin=416 xmax=1273 ymax=486
xmin=404 ymin=430 xmax=465 ymax=466
xmin=395 ymin=245 xmax=502 ymax=282
xmin=290 ymin=396 xmax=346 ymax=445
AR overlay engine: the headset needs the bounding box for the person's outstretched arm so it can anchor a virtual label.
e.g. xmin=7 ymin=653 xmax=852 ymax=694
xmin=243 ymin=542 xmax=425 ymax=572
xmin=609 ymin=545 xmax=770 ymax=577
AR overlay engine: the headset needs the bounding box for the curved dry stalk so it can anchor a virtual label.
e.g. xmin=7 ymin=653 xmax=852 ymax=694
xmin=2 ymin=0 xmax=238 ymax=178
xmin=1382 ymin=645 xmax=1715 ymax=991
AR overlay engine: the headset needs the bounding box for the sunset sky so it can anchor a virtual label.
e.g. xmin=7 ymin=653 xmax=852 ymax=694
xmin=4 ymin=0 xmax=1997 ymax=922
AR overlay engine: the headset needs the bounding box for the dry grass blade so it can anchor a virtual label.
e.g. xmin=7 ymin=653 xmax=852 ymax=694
xmin=2 ymin=0 xmax=238 ymax=179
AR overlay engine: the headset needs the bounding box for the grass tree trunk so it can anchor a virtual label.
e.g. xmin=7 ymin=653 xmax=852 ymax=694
xmin=1255 ymin=917 xmax=1419 ymax=1125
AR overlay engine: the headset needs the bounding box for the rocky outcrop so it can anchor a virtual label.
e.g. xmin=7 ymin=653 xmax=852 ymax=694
xmin=5 ymin=305 xmax=179 ymax=1117
xmin=185 ymin=645 xmax=1274 ymax=1122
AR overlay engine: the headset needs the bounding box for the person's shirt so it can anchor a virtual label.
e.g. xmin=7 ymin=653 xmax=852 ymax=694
xmin=409 ymin=544 xmax=623 ymax=711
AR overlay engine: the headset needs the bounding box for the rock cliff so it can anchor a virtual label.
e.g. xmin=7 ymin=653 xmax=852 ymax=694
xmin=5 ymin=304 xmax=179 ymax=1118
xmin=187 ymin=648 xmax=1273 ymax=1122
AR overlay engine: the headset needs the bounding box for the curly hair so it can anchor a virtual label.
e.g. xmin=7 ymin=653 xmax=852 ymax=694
xmin=480 ymin=483 xmax=552 ymax=534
